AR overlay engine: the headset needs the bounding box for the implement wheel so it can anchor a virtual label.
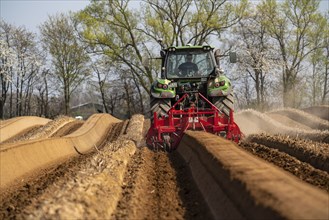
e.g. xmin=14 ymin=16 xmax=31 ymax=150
xmin=150 ymin=96 xmax=171 ymax=123
xmin=212 ymin=93 xmax=234 ymax=117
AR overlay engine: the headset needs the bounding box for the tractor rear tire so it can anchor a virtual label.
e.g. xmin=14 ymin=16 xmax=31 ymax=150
xmin=150 ymin=97 xmax=171 ymax=123
xmin=212 ymin=93 xmax=234 ymax=117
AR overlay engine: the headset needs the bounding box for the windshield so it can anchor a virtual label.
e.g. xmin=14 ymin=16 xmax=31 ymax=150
xmin=165 ymin=49 xmax=215 ymax=78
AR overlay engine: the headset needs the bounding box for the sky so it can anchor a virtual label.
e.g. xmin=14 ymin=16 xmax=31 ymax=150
xmin=0 ymin=0 xmax=328 ymax=34
xmin=0 ymin=0 xmax=90 ymax=32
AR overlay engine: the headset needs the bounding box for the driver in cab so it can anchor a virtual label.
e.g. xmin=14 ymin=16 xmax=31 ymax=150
xmin=177 ymin=54 xmax=198 ymax=76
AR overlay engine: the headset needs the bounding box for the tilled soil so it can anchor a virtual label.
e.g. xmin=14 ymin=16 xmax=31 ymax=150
xmin=240 ymin=134 xmax=329 ymax=192
xmin=1 ymin=116 xmax=80 ymax=145
xmin=270 ymin=108 xmax=329 ymax=130
xmin=0 ymin=116 xmax=212 ymax=219
xmin=112 ymin=147 xmax=212 ymax=220
xmin=1 ymin=107 xmax=329 ymax=219
xmin=303 ymin=105 xmax=329 ymax=121
xmin=244 ymin=144 xmax=329 ymax=192
xmin=1 ymin=125 xmax=43 ymax=145
xmin=236 ymin=109 xmax=329 ymax=143
xmin=0 ymin=121 xmax=127 ymax=219
xmin=247 ymin=134 xmax=329 ymax=172
xmin=236 ymin=108 xmax=329 ymax=194
xmin=50 ymin=120 xmax=84 ymax=137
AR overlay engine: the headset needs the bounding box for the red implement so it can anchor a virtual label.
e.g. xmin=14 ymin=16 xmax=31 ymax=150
xmin=146 ymin=93 xmax=242 ymax=151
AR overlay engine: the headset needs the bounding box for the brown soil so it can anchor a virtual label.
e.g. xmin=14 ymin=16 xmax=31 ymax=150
xmin=235 ymin=109 xmax=329 ymax=143
xmin=112 ymin=147 xmax=212 ymax=220
xmin=239 ymin=139 xmax=329 ymax=192
xmin=1 ymin=125 xmax=43 ymax=145
xmin=303 ymin=105 xmax=329 ymax=121
xmin=0 ymin=116 xmax=212 ymax=220
xmin=1 ymin=106 xmax=329 ymax=219
xmin=50 ymin=120 xmax=84 ymax=137
xmin=267 ymin=113 xmax=312 ymax=130
xmin=180 ymin=131 xmax=328 ymax=219
xmin=0 ymin=119 xmax=129 ymax=219
xmin=246 ymin=134 xmax=329 ymax=172
xmin=270 ymin=108 xmax=329 ymax=130
xmin=0 ymin=116 xmax=51 ymax=143
xmin=1 ymin=116 xmax=79 ymax=145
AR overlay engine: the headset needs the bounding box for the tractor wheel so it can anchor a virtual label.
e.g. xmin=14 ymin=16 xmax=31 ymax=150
xmin=212 ymin=93 xmax=234 ymax=117
xmin=150 ymin=97 xmax=171 ymax=123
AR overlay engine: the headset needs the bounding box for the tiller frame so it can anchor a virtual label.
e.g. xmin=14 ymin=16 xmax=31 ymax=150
xmin=146 ymin=92 xmax=242 ymax=151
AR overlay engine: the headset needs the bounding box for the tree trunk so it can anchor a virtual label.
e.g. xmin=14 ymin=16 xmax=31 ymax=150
xmin=123 ymin=79 xmax=131 ymax=118
xmin=9 ymin=82 xmax=13 ymax=118
xmin=282 ymin=68 xmax=296 ymax=108
xmin=64 ymin=80 xmax=70 ymax=115
xmin=44 ymin=75 xmax=49 ymax=117
xmin=322 ymin=61 xmax=328 ymax=104
xmin=321 ymin=47 xmax=329 ymax=104
xmin=131 ymin=73 xmax=144 ymax=114
xmin=99 ymin=81 xmax=109 ymax=113
xmin=0 ymin=76 xmax=7 ymax=119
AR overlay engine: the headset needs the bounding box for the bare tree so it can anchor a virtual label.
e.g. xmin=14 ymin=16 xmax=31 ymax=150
xmin=142 ymin=0 xmax=247 ymax=46
xmin=1 ymin=21 xmax=42 ymax=117
xmin=259 ymin=0 xmax=325 ymax=107
xmin=40 ymin=13 xmax=90 ymax=115
xmin=322 ymin=35 xmax=329 ymax=104
xmin=35 ymin=69 xmax=50 ymax=117
xmin=233 ymin=5 xmax=275 ymax=111
xmin=0 ymin=21 xmax=15 ymax=118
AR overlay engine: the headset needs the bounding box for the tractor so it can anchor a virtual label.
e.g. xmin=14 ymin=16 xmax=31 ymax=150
xmin=146 ymin=44 xmax=242 ymax=151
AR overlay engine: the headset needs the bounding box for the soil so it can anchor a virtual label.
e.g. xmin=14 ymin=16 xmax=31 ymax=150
xmin=112 ymin=147 xmax=212 ymax=220
xmin=1 ymin=116 xmax=80 ymax=145
xmin=0 ymin=116 xmax=212 ymax=220
xmin=50 ymin=121 xmax=84 ymax=137
xmin=239 ymin=138 xmax=329 ymax=192
xmin=1 ymin=125 xmax=44 ymax=145
xmin=0 ymin=107 xmax=328 ymax=219
xmin=303 ymin=105 xmax=329 ymax=121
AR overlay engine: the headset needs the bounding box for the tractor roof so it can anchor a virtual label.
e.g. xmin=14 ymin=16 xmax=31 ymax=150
xmin=166 ymin=45 xmax=214 ymax=51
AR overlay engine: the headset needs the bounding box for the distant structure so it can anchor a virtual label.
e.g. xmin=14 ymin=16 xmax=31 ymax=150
xmin=70 ymin=102 xmax=104 ymax=119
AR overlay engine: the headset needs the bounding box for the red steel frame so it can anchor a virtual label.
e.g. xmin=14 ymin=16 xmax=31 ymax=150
xmin=146 ymin=93 xmax=242 ymax=150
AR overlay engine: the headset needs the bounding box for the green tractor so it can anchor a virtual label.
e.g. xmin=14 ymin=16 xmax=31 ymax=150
xmin=150 ymin=45 xmax=236 ymax=121
xmin=146 ymin=45 xmax=242 ymax=150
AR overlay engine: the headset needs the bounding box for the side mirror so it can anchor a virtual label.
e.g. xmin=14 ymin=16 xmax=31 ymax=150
xmin=214 ymin=49 xmax=221 ymax=66
xmin=229 ymin=52 xmax=237 ymax=63
xmin=160 ymin=50 xmax=166 ymax=58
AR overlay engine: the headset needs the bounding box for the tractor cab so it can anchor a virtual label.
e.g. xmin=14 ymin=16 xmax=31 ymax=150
xmin=163 ymin=46 xmax=216 ymax=79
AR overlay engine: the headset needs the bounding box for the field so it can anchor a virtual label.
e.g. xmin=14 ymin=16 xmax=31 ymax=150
xmin=0 ymin=106 xmax=328 ymax=219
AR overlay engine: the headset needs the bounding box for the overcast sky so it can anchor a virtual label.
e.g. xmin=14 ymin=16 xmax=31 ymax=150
xmin=1 ymin=0 xmax=328 ymax=34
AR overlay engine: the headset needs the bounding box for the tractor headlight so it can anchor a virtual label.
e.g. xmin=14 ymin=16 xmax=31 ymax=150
xmin=203 ymin=46 xmax=211 ymax=51
xmin=215 ymin=81 xmax=225 ymax=88
xmin=157 ymin=83 xmax=168 ymax=90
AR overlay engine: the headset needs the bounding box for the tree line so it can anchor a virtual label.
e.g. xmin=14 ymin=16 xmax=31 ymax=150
xmin=1 ymin=0 xmax=328 ymax=119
